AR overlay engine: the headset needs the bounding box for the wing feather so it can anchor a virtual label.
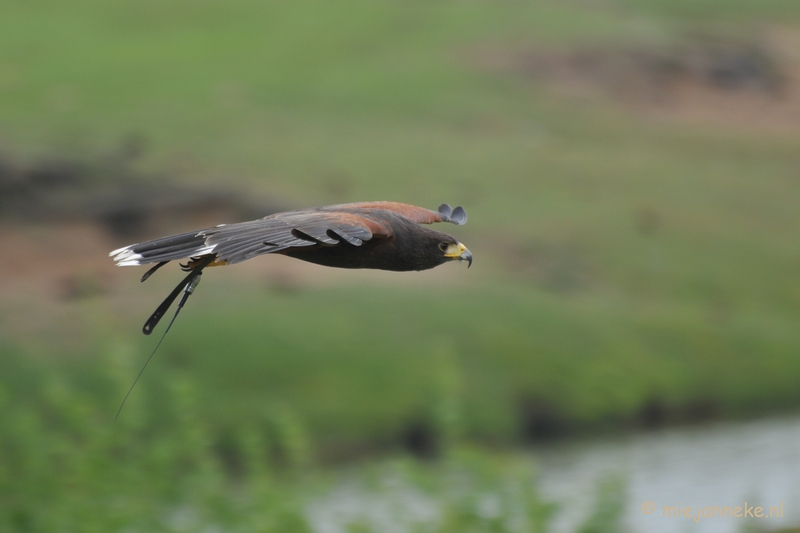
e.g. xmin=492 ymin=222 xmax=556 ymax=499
xmin=110 ymin=209 xmax=391 ymax=266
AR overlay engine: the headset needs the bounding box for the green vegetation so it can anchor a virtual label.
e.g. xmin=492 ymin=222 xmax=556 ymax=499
xmin=2 ymin=0 xmax=800 ymax=530
xmin=128 ymin=280 xmax=800 ymax=444
xmin=0 ymin=339 xmax=581 ymax=532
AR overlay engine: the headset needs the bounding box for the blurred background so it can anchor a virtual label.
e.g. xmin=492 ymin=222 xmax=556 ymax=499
xmin=1 ymin=1 xmax=800 ymax=532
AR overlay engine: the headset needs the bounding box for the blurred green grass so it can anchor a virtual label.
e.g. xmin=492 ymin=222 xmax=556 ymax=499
xmin=136 ymin=277 xmax=800 ymax=444
xmin=3 ymin=0 xmax=800 ymax=445
xmin=2 ymin=0 xmax=800 ymax=529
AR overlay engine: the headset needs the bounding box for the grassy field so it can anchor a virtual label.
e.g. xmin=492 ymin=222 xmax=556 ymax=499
xmin=2 ymin=0 xmax=800 ymax=530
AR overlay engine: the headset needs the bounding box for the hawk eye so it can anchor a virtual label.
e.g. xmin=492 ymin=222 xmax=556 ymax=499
xmin=439 ymin=242 xmax=453 ymax=253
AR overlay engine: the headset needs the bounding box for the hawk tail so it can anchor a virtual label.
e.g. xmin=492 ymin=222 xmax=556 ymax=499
xmin=110 ymin=230 xmax=212 ymax=267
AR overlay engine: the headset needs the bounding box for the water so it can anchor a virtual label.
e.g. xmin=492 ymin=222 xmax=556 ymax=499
xmin=309 ymin=415 xmax=800 ymax=533
xmin=534 ymin=415 xmax=800 ymax=533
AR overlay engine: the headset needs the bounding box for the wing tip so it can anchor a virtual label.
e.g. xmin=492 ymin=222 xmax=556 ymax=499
xmin=450 ymin=205 xmax=467 ymax=225
xmin=438 ymin=204 xmax=467 ymax=225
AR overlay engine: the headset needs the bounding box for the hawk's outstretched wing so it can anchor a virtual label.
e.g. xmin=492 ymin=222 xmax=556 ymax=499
xmin=109 ymin=202 xmax=465 ymax=267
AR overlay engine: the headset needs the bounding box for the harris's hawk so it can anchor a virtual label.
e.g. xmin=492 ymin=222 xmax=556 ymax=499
xmin=111 ymin=201 xmax=471 ymax=336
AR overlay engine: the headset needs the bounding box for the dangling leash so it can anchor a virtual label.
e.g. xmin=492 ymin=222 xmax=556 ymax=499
xmin=115 ymin=255 xmax=215 ymax=419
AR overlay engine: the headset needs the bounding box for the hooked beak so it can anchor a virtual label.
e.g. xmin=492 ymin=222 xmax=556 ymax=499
xmin=461 ymin=247 xmax=473 ymax=268
xmin=445 ymin=242 xmax=473 ymax=268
